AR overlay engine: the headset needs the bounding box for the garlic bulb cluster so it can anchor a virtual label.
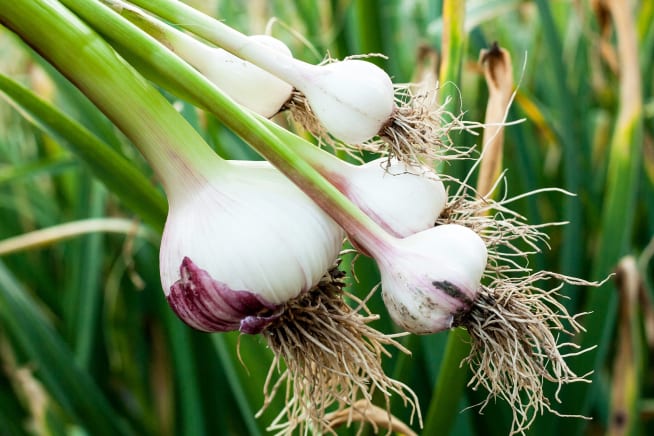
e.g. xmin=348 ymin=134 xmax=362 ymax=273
xmin=160 ymin=160 xmax=344 ymax=332
xmin=376 ymin=224 xmax=487 ymax=334
xmin=99 ymin=0 xmax=485 ymax=340
xmin=36 ymin=2 xmax=598 ymax=432
xmin=160 ymin=156 xmax=454 ymax=334
xmin=8 ymin=0 xmax=494 ymax=431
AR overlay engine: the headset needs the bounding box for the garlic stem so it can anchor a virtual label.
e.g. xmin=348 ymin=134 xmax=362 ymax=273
xmin=1 ymin=0 xmax=223 ymax=201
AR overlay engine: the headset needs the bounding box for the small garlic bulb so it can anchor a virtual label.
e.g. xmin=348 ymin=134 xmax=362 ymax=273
xmin=293 ymin=59 xmax=395 ymax=143
xmin=377 ymin=224 xmax=487 ymax=334
xmin=188 ymin=35 xmax=294 ymax=118
xmin=337 ymin=158 xmax=446 ymax=237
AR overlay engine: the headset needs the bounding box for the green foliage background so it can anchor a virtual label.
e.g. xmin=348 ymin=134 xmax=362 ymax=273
xmin=0 ymin=1 xmax=652 ymax=435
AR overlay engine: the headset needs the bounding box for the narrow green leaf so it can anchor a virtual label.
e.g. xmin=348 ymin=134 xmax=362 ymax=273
xmin=560 ymin=2 xmax=644 ymax=433
xmin=0 ymin=74 xmax=166 ymax=231
xmin=164 ymin=314 xmax=207 ymax=436
xmin=0 ymin=261 xmax=135 ymax=436
xmin=533 ymin=0 xmax=584 ymax=285
xmin=68 ymin=181 xmax=107 ymax=368
xmin=211 ymin=334 xmax=264 ymax=436
xmin=422 ymin=328 xmax=470 ymax=436
xmin=0 ymin=155 xmax=76 ymax=185
xmin=351 ymin=0 xmax=385 ymax=67
xmin=438 ymin=0 xmax=466 ymax=107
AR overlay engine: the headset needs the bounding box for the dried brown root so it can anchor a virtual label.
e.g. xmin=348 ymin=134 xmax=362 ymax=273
xmin=325 ymin=399 xmax=417 ymax=436
xmin=375 ymin=84 xmax=478 ymax=166
xmin=437 ymin=174 xmax=608 ymax=434
xmin=461 ymin=271 xmax=602 ymax=435
xmin=437 ymin=174 xmax=572 ymax=280
xmin=257 ymin=264 xmax=421 ymax=435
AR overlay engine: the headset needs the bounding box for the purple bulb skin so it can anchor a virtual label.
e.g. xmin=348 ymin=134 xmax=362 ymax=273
xmin=167 ymin=257 xmax=280 ymax=334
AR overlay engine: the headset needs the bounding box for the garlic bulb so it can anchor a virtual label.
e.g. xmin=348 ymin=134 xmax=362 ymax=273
xmin=188 ymin=35 xmax=294 ymax=118
xmin=161 ymin=160 xmax=344 ymax=333
xmin=377 ymin=224 xmax=487 ymax=334
xmin=291 ymin=59 xmax=395 ymax=143
xmin=333 ymin=158 xmax=446 ymax=237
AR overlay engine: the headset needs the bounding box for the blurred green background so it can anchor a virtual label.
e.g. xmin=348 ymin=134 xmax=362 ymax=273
xmin=0 ymin=0 xmax=652 ymax=435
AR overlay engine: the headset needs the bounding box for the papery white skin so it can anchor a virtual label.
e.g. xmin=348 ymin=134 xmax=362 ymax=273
xmin=335 ymin=158 xmax=446 ymax=237
xmin=185 ymin=35 xmax=294 ymax=118
xmin=291 ymin=59 xmax=395 ymax=143
xmin=377 ymin=224 xmax=487 ymax=334
xmin=160 ymin=160 xmax=344 ymax=305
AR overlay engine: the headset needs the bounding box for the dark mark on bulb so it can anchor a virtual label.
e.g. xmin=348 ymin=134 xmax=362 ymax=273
xmin=432 ymin=280 xmax=472 ymax=305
